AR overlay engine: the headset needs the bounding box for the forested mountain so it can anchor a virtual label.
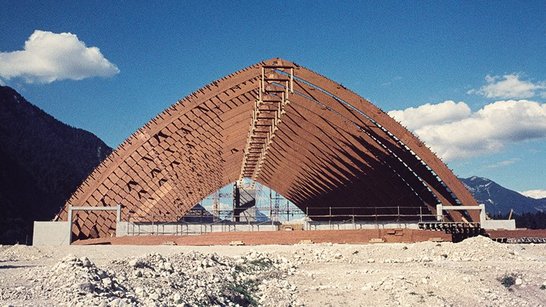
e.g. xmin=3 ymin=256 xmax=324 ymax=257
xmin=0 ymin=86 xmax=112 ymax=243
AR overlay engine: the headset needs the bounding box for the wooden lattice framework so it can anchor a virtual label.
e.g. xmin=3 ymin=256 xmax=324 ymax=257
xmin=57 ymin=58 xmax=478 ymax=239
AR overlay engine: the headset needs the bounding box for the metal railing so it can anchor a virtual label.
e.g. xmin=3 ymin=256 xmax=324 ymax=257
xmin=126 ymin=220 xmax=281 ymax=236
xmin=126 ymin=211 xmax=281 ymax=236
xmin=122 ymin=206 xmax=437 ymax=236
xmin=304 ymin=206 xmax=437 ymax=223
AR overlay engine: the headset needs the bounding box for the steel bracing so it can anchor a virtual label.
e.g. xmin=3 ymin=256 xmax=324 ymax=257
xmin=57 ymin=58 xmax=478 ymax=239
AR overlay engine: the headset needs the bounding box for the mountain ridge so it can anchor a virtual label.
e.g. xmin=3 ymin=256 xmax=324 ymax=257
xmin=0 ymin=85 xmax=112 ymax=243
xmin=460 ymin=176 xmax=546 ymax=215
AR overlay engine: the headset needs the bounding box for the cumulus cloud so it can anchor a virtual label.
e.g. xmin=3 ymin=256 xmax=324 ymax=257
xmin=520 ymin=190 xmax=546 ymax=199
xmin=0 ymin=30 xmax=119 ymax=83
xmin=388 ymin=100 xmax=546 ymax=161
xmin=387 ymin=101 xmax=471 ymax=131
xmin=468 ymin=74 xmax=546 ymax=99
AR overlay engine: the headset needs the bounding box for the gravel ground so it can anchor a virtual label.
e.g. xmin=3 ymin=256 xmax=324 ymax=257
xmin=1 ymin=236 xmax=546 ymax=306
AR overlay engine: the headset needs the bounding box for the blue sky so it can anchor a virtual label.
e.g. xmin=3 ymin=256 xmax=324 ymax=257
xmin=1 ymin=1 xmax=545 ymax=194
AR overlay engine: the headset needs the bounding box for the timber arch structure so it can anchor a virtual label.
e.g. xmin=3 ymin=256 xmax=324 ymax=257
xmin=58 ymin=58 xmax=478 ymax=239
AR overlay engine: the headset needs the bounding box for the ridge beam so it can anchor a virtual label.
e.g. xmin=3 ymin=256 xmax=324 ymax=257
xmin=238 ymin=64 xmax=294 ymax=186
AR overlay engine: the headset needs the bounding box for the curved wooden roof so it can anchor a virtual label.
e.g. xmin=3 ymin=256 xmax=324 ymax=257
xmin=58 ymin=58 xmax=478 ymax=239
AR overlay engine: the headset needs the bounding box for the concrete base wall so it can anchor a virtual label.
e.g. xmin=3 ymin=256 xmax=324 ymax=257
xmin=33 ymin=221 xmax=70 ymax=246
xmin=34 ymin=218 xmax=514 ymax=244
xmin=116 ymin=222 xmax=130 ymax=237
xmin=482 ymin=219 xmax=516 ymax=230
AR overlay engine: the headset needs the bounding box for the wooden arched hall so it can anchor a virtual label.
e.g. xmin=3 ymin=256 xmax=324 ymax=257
xmin=57 ymin=58 xmax=478 ymax=239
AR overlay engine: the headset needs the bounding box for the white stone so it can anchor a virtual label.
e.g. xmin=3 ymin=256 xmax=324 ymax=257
xmin=134 ymin=287 xmax=145 ymax=296
xmin=101 ymin=278 xmax=112 ymax=288
xmin=81 ymin=257 xmax=92 ymax=268
xmin=128 ymin=259 xmax=139 ymax=267
xmin=173 ymin=292 xmax=182 ymax=303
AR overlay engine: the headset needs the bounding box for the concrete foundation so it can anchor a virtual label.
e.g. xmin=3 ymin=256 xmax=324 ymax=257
xmin=437 ymin=203 xmax=516 ymax=230
xmin=482 ymin=219 xmax=516 ymax=230
xmin=33 ymin=221 xmax=70 ymax=246
xmin=33 ymin=206 xmax=515 ymax=245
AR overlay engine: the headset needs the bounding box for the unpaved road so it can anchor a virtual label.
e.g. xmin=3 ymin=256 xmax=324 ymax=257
xmin=1 ymin=236 xmax=545 ymax=306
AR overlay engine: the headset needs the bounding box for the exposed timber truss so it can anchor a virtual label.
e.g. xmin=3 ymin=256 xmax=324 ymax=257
xmin=238 ymin=64 xmax=294 ymax=184
xmin=57 ymin=58 xmax=479 ymax=239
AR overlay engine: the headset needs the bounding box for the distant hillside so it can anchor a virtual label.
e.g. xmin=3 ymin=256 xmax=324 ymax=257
xmin=460 ymin=176 xmax=546 ymax=215
xmin=0 ymin=86 xmax=112 ymax=244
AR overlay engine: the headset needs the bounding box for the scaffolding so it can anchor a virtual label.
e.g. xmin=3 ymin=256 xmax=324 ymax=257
xmin=122 ymin=180 xmax=441 ymax=237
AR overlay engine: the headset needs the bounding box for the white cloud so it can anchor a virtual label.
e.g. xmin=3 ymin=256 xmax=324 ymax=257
xmin=468 ymin=74 xmax=546 ymax=99
xmin=484 ymin=158 xmax=520 ymax=169
xmin=388 ymin=100 xmax=546 ymax=161
xmin=388 ymin=100 xmax=470 ymax=131
xmin=0 ymin=30 xmax=119 ymax=84
xmin=520 ymin=190 xmax=546 ymax=199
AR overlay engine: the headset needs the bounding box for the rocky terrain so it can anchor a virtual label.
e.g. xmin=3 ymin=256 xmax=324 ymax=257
xmin=1 ymin=236 xmax=545 ymax=306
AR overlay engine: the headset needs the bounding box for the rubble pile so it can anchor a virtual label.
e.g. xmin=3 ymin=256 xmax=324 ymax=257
xmin=289 ymin=236 xmax=537 ymax=266
xmin=32 ymin=251 xmax=298 ymax=306
xmin=0 ymin=244 xmax=52 ymax=262
xmin=2 ymin=236 xmax=546 ymax=306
